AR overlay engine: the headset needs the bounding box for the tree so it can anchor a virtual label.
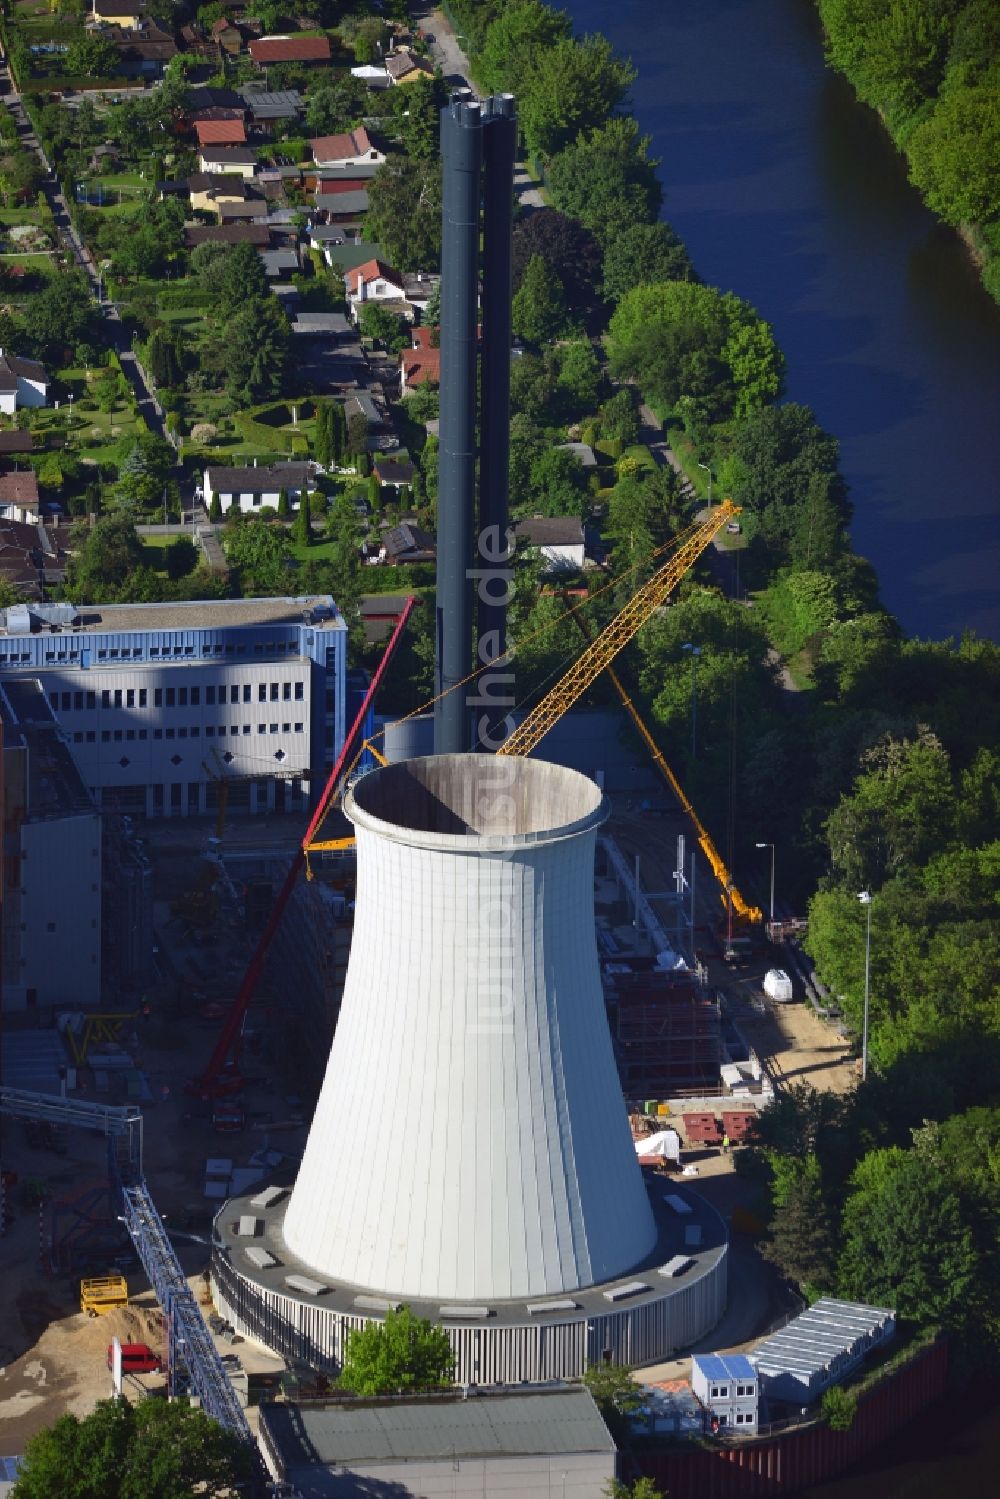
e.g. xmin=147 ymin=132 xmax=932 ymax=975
xmin=21 ymin=272 xmax=97 ymax=361
xmin=547 ymin=117 xmax=662 ymax=244
xmin=511 ymin=207 xmax=603 ymax=315
xmin=0 ymin=149 xmax=42 ymax=209
xmin=366 ymin=156 xmax=442 ymax=272
xmin=602 ymin=220 xmax=695 ymax=302
xmin=512 ymin=254 xmax=569 ymax=345
xmin=209 ymin=491 xmax=222 ymax=523
xmin=600 ymin=388 xmax=640 ymax=446
xmin=518 ymin=34 xmax=636 ymax=159
xmin=305 ymin=77 xmax=369 ymax=137
xmin=403 ymin=76 xmax=448 ymax=160
xmin=66 ymin=35 xmax=120 ymax=79
xmin=907 ymin=72 xmax=1000 ymax=227
xmin=761 ymin=1153 xmax=837 ymax=1294
xmin=358 ymin=301 xmax=409 ymax=354
xmin=608 ymin=281 xmax=783 ymax=425
xmin=277 ymin=487 xmax=289 ymax=519
xmin=224 ymin=296 xmax=290 ymax=404
xmin=581 ymin=1362 xmax=642 ymax=1444
xmin=818 ymin=0 xmax=962 ymax=126
xmin=347 ymin=412 xmax=369 ymax=460
xmin=338 ymin=1306 xmax=454 ymax=1396
xmin=165 ymin=536 xmax=198 ymax=580
xmin=223 ymin=515 xmax=291 ymax=594
xmin=66 ymin=516 xmax=144 ymax=602
xmin=147 ymin=327 xmax=185 ymax=389
xmin=606 ymin=1481 xmax=667 ymax=1499
xmin=555 ymin=338 xmax=603 ymax=415
xmin=11 ymin=1396 xmax=254 ymax=1499
xmin=218 ymin=242 xmax=270 ymax=320
xmin=293 ymin=492 xmax=311 ymax=547
xmin=475 ymin=1 xmax=571 ymax=95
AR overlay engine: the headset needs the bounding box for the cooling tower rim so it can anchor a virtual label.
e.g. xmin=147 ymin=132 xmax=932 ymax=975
xmin=344 ymin=752 xmax=609 ymax=852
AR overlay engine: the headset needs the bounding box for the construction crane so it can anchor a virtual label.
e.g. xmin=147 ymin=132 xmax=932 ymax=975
xmin=566 ymin=605 xmax=762 ymax=928
xmin=187 ymin=597 xmax=418 ymax=1099
xmin=500 ymin=501 xmax=741 ymax=757
xmin=304 ymin=741 xmax=387 ymax=878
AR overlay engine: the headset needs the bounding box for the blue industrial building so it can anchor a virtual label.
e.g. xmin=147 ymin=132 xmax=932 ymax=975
xmin=0 ymin=597 xmax=347 ymax=818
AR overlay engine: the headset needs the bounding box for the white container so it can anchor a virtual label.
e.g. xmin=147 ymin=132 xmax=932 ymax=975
xmin=763 ymin=968 xmax=794 ymax=1003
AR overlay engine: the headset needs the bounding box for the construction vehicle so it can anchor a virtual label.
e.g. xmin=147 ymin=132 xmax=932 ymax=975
xmin=108 ymin=1342 xmax=162 ymax=1375
xmin=80 ymin=1274 xmax=128 ymax=1317
xmin=564 ymin=600 xmax=763 ymax=951
xmin=61 ymin=1012 xmax=139 ymax=1067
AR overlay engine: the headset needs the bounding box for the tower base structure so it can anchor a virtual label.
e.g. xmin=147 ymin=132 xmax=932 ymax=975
xmin=211 ymin=1183 xmax=727 ymax=1384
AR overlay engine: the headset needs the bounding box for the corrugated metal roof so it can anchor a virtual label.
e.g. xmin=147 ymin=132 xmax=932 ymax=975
xmin=262 ymin=1390 xmax=614 ymax=1465
xmin=751 ymin=1299 xmax=894 ymax=1379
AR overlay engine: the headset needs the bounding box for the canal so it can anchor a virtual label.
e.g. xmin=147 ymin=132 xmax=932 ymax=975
xmin=564 ymin=0 xmax=1000 ymax=640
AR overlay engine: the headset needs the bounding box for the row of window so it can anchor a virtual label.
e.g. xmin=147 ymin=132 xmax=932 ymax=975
xmin=52 ymin=681 xmax=306 ymax=713
xmin=709 ymin=1383 xmax=755 ymax=1399
xmin=72 ymin=724 xmax=305 ymax=745
xmin=2 ymin=639 xmax=308 ymax=664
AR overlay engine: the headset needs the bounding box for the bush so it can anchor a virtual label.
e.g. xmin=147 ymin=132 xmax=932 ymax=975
xmin=821 ymin=1384 xmax=858 ymax=1431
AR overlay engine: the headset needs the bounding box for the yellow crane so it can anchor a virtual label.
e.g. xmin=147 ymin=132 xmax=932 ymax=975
xmin=304 ymin=501 xmax=739 ymax=860
xmin=566 ymin=606 xmax=762 ymax=926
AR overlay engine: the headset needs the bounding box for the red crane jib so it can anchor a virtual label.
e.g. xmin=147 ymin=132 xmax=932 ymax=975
xmin=187 ymin=596 xmax=418 ymax=1099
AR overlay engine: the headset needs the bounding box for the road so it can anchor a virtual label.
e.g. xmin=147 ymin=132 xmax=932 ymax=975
xmin=0 ymin=58 xmax=169 ymax=446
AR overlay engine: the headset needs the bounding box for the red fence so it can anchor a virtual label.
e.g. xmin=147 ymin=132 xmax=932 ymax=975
xmin=629 ymin=1338 xmax=949 ymax=1497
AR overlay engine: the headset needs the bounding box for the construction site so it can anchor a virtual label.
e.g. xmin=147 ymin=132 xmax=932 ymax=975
xmin=0 ymin=90 xmax=859 ymax=1496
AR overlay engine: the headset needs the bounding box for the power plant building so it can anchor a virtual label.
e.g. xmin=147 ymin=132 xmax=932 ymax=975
xmin=0 ymin=597 xmax=347 ymax=819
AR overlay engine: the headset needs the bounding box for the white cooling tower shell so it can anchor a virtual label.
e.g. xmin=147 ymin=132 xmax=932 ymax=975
xmin=282 ymin=753 xmax=658 ymax=1303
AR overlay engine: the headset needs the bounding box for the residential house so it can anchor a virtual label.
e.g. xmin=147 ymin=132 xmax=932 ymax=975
xmin=0 ymin=431 xmax=34 ymax=457
xmin=400 ymin=326 xmax=440 ymax=391
xmin=0 ymin=352 xmax=48 ymax=414
xmin=513 ymin=515 xmax=586 ymax=573
xmin=0 ymin=470 xmax=40 ymax=521
xmin=91 ymin=0 xmax=145 ymax=28
xmin=691 ymin=1355 xmax=759 ymax=1433
xmin=218 ymin=200 xmax=268 ymax=224
xmin=291 ymin=313 xmax=351 ymax=338
xmin=379 ymin=522 xmax=435 ymax=565
xmin=345 ymin=388 xmax=386 ymax=439
xmin=110 ymin=21 xmax=177 ymax=79
xmin=184 ymin=223 xmax=272 ymax=249
xmin=310 ymin=128 xmax=384 ymax=170
xmin=0 ymin=514 xmax=63 ymax=599
xmin=198 ymin=146 xmax=257 ymax=179
xmin=557 ymin=440 xmax=598 ymax=469
xmin=194 ymin=117 xmax=248 ymax=149
xmin=384 ymin=48 xmax=435 ymax=84
xmin=188 ymin=171 xmax=254 ymax=214
xmin=187 ymin=85 xmax=245 ymax=112
xmin=350 ymin=62 xmax=391 ymax=89
xmin=260 ymin=248 xmax=300 ymax=279
xmin=345 ymin=258 xmax=406 ymax=315
xmin=178 ymin=23 xmax=217 ymax=63
xmin=202 ymin=463 xmax=315 ymax=515
xmin=210 ymin=16 xmax=243 ymax=56
xmin=249 ymin=34 xmax=332 ymax=67
xmin=238 ymin=88 xmax=303 ymax=125
xmin=315 ymin=181 xmax=370 ymax=221
xmin=374 ymin=458 xmax=415 ymax=492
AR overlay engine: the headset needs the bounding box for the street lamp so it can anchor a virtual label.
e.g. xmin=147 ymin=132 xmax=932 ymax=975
xmin=681 ymin=643 xmax=701 ymax=759
xmin=858 ymin=891 xmax=872 ymax=1082
xmin=755 ymin=841 xmax=775 ymax=926
xmin=698 ymin=461 xmax=713 ymax=503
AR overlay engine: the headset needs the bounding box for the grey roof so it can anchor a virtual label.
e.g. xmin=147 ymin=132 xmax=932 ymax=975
xmin=260 ymin=1389 xmax=615 ymax=1468
xmin=316 ymin=188 xmax=369 ymax=215
xmin=238 ymin=88 xmax=303 ymax=119
xmin=514 ymin=516 xmax=584 ymax=547
xmin=345 ymin=390 xmax=381 ymax=425
xmin=0 ymin=596 xmax=344 ymax=638
xmin=199 ymin=146 xmax=257 ymax=165
xmin=558 ymin=440 xmax=598 ymax=468
xmin=292 ymin=313 xmax=351 ymax=335
xmin=316 ymin=162 xmax=381 ymax=181
xmin=207 ymin=463 xmax=312 ymax=493
xmin=751 ymin=1298 xmax=895 ymax=1381
xmin=260 ymin=249 xmax=299 ymax=276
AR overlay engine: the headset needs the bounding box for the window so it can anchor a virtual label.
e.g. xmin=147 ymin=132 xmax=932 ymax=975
xmin=73 ymin=731 xmax=83 ymax=744
xmin=126 ymin=689 xmax=135 ymax=708
xmin=165 ymin=688 xmax=175 ymax=707
xmin=133 ymin=648 xmax=142 ymax=658
xmin=113 ymin=730 xmax=123 ymax=742
xmin=270 ymin=682 xmax=279 ymax=701
xmin=165 ymin=728 xmax=175 ymax=740
xmin=242 ymin=684 xmax=251 ymax=702
xmin=47 ymin=921 xmax=56 ymax=933
xmin=86 ymin=691 xmax=96 ymax=709
xmin=258 ymin=724 xmax=266 ymax=735
xmin=86 ymin=730 xmax=95 ymax=743
xmin=114 ymin=689 xmax=122 ymax=708
xmin=269 ymin=723 xmax=278 ymax=734
xmin=102 ymin=690 xmax=111 ymax=709
xmin=109 ymin=648 xmax=119 ymax=659
xmin=101 ymin=730 xmax=110 ymax=743
xmin=294 ymin=722 xmax=303 ymax=733
xmin=282 ymin=723 xmax=290 ymax=734
xmin=258 ymin=684 xmax=267 ymax=702
xmin=154 ymin=688 xmax=163 ymax=707
xmin=138 ymin=730 xmax=147 ymax=741
xmin=74 ymin=691 xmax=84 ymax=710
xmin=207 ymin=686 xmax=216 ymax=705
xmin=98 ymin=649 xmax=107 ymax=660
xmin=191 ymin=726 xmax=200 ymax=738
xmin=178 ymin=687 xmax=188 ymax=706
xmin=178 ymin=728 xmax=188 ymax=739
xmin=230 ymin=725 xmax=239 ymax=737
xmin=191 ymin=687 xmax=200 ymax=706
xmin=61 ymin=691 xmax=71 ymax=710
xmin=206 ymin=727 xmax=215 ymax=738
xmin=230 ymin=685 xmax=239 ymax=704
xmin=139 ymin=688 xmax=147 ymax=707
xmin=151 ymin=647 xmax=159 ymax=657
xmin=294 ymin=682 xmax=304 ymax=700
xmin=154 ymin=729 xmax=163 ymax=740
xmin=282 ymin=681 xmax=291 ymax=701
xmin=242 ymin=724 xmax=250 ymax=735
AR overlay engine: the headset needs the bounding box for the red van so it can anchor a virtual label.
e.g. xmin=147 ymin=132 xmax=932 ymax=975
xmin=107 ymin=1342 xmax=162 ymax=1375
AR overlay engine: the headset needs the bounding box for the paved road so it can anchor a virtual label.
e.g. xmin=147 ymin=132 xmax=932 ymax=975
xmin=0 ymin=60 xmax=169 ymax=446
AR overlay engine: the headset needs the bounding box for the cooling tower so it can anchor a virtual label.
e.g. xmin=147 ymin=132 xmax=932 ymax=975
xmin=282 ymin=754 xmax=658 ymax=1302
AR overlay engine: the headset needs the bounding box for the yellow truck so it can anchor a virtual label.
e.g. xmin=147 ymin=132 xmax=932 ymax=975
xmin=80 ymin=1275 xmax=128 ymax=1317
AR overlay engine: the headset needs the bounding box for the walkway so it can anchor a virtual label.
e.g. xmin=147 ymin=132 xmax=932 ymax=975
xmin=0 ymin=59 xmax=168 ymax=445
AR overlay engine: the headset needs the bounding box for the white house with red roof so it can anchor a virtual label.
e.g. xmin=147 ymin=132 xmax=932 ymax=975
xmin=310 ymin=127 xmax=384 ymax=169
xmin=345 ymin=258 xmax=407 ymax=315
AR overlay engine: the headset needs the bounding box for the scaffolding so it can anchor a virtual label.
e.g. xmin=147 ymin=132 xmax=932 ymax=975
xmin=605 ymin=969 xmax=723 ymax=1099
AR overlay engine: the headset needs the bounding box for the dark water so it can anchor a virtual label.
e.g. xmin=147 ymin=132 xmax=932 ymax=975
xmin=565 ymin=0 xmax=1000 ymax=640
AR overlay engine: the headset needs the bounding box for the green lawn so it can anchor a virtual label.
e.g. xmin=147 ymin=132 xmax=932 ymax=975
xmin=0 ymin=206 xmax=45 ymax=227
xmin=0 ymin=252 xmax=60 ymax=276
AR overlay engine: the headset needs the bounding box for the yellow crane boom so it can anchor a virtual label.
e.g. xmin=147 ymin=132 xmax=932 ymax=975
xmin=566 ymin=608 xmax=762 ymax=925
xmin=499 ymin=501 xmax=740 ymax=759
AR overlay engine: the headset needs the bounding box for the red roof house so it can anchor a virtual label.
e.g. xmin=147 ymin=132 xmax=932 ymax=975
xmin=249 ymin=34 xmax=331 ymax=65
xmin=195 ymin=117 xmax=247 ymax=147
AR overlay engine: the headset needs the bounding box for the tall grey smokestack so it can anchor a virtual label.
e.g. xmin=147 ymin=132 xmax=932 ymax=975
xmin=434 ymin=97 xmax=482 ymax=756
xmin=476 ymin=94 xmax=516 ymax=750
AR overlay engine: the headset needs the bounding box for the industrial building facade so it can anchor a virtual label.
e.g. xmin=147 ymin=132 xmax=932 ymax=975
xmin=0 ymin=598 xmax=347 ymax=818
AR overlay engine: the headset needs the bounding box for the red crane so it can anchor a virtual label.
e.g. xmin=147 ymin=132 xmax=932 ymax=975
xmin=187 ymin=596 xmax=418 ymax=1099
